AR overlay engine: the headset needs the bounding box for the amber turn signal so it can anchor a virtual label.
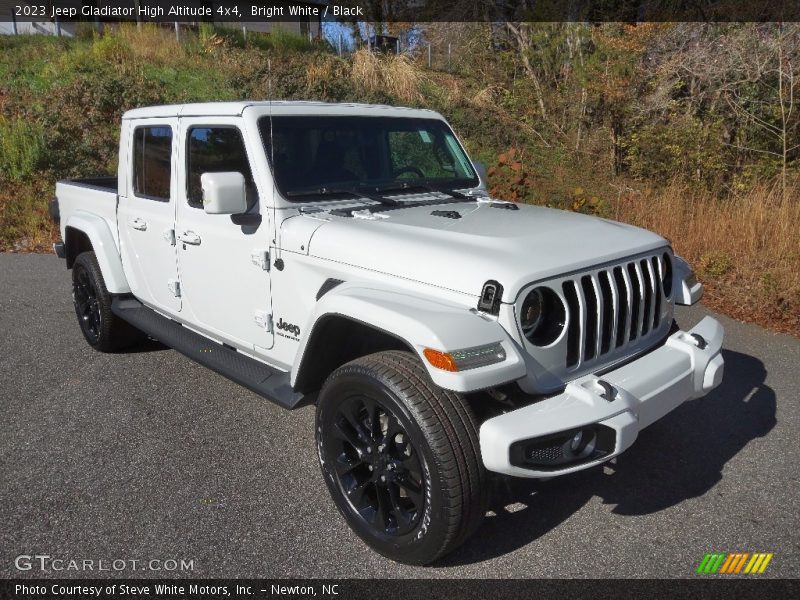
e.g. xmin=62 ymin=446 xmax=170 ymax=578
xmin=423 ymin=348 xmax=459 ymax=372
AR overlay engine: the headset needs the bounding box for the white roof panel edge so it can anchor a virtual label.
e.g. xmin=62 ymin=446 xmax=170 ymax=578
xmin=122 ymin=101 xmax=441 ymax=120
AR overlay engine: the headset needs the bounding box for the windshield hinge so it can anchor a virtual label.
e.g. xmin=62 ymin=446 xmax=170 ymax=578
xmin=251 ymin=249 xmax=270 ymax=271
xmin=167 ymin=279 xmax=181 ymax=298
xmin=163 ymin=228 xmax=176 ymax=246
xmin=254 ymin=310 xmax=273 ymax=332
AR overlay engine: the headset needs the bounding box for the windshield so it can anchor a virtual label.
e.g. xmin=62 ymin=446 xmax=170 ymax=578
xmin=258 ymin=116 xmax=479 ymax=199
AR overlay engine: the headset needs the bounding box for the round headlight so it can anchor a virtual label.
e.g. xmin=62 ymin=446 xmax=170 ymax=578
xmin=519 ymin=287 xmax=566 ymax=346
xmin=662 ymin=252 xmax=673 ymax=297
xmin=520 ymin=288 xmax=544 ymax=336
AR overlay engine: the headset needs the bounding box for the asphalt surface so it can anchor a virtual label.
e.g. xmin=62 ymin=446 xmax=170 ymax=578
xmin=1 ymin=253 xmax=798 ymax=579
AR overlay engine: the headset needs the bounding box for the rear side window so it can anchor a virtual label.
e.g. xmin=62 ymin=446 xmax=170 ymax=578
xmin=132 ymin=126 xmax=173 ymax=200
xmin=187 ymin=127 xmax=256 ymax=209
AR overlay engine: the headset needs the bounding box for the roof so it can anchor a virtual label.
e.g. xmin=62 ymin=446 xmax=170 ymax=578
xmin=122 ymin=101 xmax=441 ymax=120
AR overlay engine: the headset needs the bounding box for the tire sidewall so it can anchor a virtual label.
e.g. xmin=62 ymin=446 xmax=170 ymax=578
xmin=72 ymin=254 xmax=105 ymax=349
xmin=316 ymin=366 xmax=451 ymax=565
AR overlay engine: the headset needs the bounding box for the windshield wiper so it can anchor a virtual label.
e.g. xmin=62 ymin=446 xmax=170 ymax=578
xmin=285 ymin=186 xmax=399 ymax=207
xmin=285 ymin=187 xmax=362 ymax=199
xmin=369 ymin=181 xmax=470 ymax=200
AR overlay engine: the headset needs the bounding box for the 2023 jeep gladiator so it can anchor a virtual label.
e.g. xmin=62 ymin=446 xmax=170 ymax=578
xmin=51 ymin=101 xmax=724 ymax=565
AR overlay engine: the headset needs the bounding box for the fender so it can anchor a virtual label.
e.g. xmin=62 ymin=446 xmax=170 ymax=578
xmin=65 ymin=211 xmax=131 ymax=294
xmin=292 ymin=282 xmax=526 ymax=393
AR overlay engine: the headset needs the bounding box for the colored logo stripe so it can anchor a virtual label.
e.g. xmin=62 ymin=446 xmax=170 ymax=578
xmin=719 ymin=553 xmax=736 ymax=573
xmin=698 ymin=552 xmax=773 ymax=574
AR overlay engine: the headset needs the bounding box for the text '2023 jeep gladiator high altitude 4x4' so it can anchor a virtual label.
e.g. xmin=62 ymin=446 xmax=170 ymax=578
xmin=51 ymin=101 xmax=724 ymax=565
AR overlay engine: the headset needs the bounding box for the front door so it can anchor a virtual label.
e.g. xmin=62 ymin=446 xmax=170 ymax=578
xmin=117 ymin=119 xmax=181 ymax=314
xmin=174 ymin=118 xmax=274 ymax=353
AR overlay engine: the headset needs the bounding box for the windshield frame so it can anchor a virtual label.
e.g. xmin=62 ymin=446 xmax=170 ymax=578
xmin=257 ymin=114 xmax=480 ymax=202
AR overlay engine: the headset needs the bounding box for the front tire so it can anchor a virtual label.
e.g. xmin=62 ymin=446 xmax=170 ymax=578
xmin=315 ymin=350 xmax=488 ymax=565
xmin=71 ymin=251 xmax=141 ymax=352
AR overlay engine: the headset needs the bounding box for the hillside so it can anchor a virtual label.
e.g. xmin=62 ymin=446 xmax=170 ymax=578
xmin=0 ymin=26 xmax=797 ymax=336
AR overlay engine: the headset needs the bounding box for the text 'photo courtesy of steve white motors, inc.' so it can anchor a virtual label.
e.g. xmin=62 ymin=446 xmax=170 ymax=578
xmin=13 ymin=582 xmax=340 ymax=598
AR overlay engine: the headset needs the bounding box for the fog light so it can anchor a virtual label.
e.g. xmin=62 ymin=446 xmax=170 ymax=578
xmin=509 ymin=425 xmax=617 ymax=471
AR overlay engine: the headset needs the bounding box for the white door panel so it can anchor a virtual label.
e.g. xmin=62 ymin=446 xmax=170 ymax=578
xmin=117 ymin=118 xmax=181 ymax=314
xmin=175 ymin=117 xmax=274 ymax=351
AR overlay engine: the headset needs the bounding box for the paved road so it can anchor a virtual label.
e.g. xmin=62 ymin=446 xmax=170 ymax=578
xmin=1 ymin=253 xmax=798 ymax=579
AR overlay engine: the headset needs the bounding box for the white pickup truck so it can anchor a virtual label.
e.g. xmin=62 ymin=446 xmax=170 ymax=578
xmin=51 ymin=101 xmax=724 ymax=565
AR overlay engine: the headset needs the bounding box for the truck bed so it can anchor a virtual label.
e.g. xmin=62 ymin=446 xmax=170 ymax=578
xmin=55 ymin=176 xmax=120 ymax=253
xmin=61 ymin=176 xmax=118 ymax=194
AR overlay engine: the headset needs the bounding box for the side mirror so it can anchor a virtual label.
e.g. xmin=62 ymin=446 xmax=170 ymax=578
xmin=200 ymin=172 xmax=247 ymax=215
xmin=473 ymin=161 xmax=488 ymax=188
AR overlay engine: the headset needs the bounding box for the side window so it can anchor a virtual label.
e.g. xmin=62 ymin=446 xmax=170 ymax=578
xmin=132 ymin=126 xmax=173 ymax=200
xmin=187 ymin=127 xmax=256 ymax=209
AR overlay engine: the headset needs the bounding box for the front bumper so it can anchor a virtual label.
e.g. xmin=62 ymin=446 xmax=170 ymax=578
xmin=479 ymin=316 xmax=724 ymax=478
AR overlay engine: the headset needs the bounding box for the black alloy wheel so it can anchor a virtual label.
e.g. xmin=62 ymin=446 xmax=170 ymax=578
xmin=73 ymin=261 xmax=102 ymax=344
xmin=324 ymin=394 xmax=426 ymax=537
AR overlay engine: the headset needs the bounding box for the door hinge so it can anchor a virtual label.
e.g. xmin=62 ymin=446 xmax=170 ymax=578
xmin=254 ymin=310 xmax=273 ymax=332
xmin=251 ymin=249 xmax=270 ymax=271
xmin=163 ymin=228 xmax=176 ymax=246
xmin=167 ymin=279 xmax=181 ymax=298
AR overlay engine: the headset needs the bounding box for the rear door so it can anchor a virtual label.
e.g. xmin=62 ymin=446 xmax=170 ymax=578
xmin=174 ymin=117 xmax=274 ymax=353
xmin=117 ymin=119 xmax=181 ymax=314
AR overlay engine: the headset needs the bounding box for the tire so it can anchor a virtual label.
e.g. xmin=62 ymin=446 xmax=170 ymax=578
xmin=71 ymin=251 xmax=141 ymax=352
xmin=315 ymin=350 xmax=488 ymax=565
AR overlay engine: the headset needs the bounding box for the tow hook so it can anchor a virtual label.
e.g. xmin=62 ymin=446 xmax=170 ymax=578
xmin=597 ymin=379 xmax=616 ymax=402
xmin=690 ymin=333 xmax=708 ymax=349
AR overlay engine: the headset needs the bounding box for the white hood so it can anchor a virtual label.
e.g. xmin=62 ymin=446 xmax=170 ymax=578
xmin=298 ymin=201 xmax=668 ymax=302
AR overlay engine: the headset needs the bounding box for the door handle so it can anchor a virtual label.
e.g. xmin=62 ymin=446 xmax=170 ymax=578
xmin=130 ymin=218 xmax=147 ymax=231
xmin=177 ymin=231 xmax=201 ymax=246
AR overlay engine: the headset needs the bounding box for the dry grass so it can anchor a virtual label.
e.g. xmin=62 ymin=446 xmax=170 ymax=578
xmin=0 ymin=181 xmax=58 ymax=252
xmin=350 ymin=50 xmax=422 ymax=104
xmin=469 ymin=85 xmax=503 ymax=110
xmin=111 ymin=24 xmax=187 ymax=63
xmin=614 ymin=181 xmax=800 ymax=335
xmin=305 ymin=55 xmax=347 ymax=95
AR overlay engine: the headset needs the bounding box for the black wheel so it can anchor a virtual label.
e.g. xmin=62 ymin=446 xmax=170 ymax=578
xmin=71 ymin=251 xmax=141 ymax=352
xmin=316 ymin=350 xmax=488 ymax=565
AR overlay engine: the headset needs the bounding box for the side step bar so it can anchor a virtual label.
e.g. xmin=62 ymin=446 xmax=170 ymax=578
xmin=111 ymin=297 xmax=307 ymax=410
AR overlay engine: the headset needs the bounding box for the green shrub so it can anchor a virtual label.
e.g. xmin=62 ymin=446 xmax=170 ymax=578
xmin=0 ymin=118 xmax=45 ymax=182
xmin=624 ymin=116 xmax=728 ymax=189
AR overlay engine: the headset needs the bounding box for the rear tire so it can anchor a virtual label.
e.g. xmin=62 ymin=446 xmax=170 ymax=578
xmin=71 ymin=251 xmax=141 ymax=352
xmin=315 ymin=350 xmax=488 ymax=565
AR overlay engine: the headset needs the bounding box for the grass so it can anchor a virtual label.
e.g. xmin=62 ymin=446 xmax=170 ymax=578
xmin=0 ymin=117 xmax=45 ymax=181
xmin=0 ymin=181 xmax=58 ymax=252
xmin=350 ymin=49 xmax=423 ymax=104
xmin=614 ymin=181 xmax=800 ymax=335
